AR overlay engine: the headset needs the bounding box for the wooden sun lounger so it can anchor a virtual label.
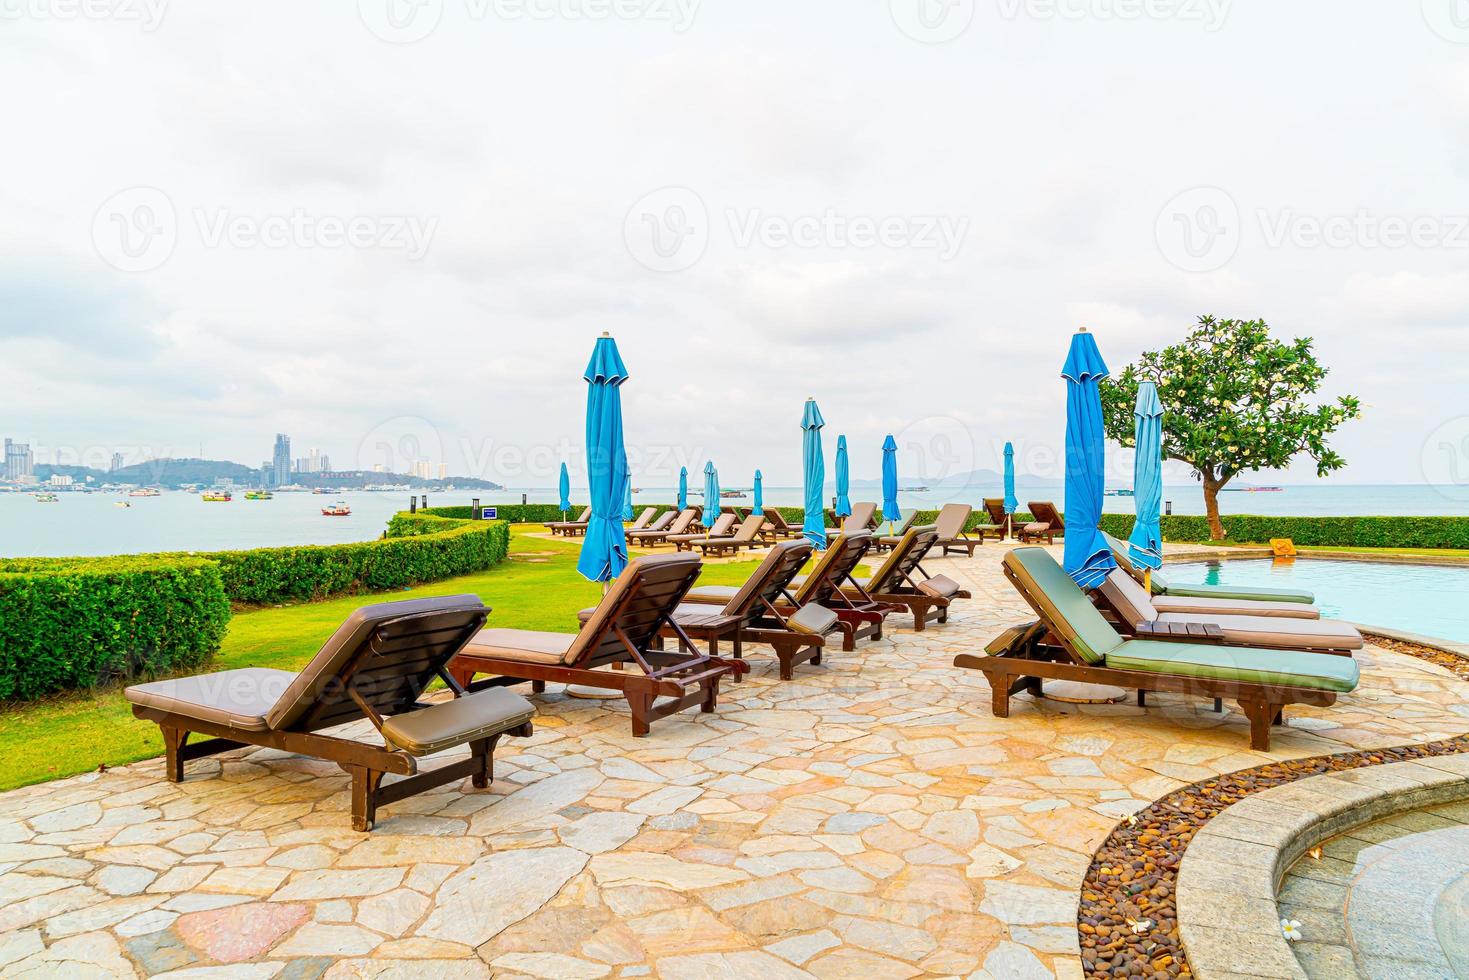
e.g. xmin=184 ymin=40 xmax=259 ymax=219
xmin=625 ymin=508 xmax=657 ymax=533
xmin=682 ymin=532 xmax=893 ymax=650
xmin=872 ymin=509 xmax=919 ymax=552
xmin=579 ymin=540 xmax=838 ymax=681
xmin=125 ymin=597 xmax=537 ymax=831
xmin=823 ymin=525 xmax=970 ymax=631
xmin=826 ymin=502 xmax=877 ymax=537
xmin=628 ymin=508 xmax=699 ymax=546
xmin=692 ymin=514 xmax=767 ymax=556
xmin=1021 ymin=501 xmax=1065 ymax=544
xmin=934 ymin=503 xmax=984 ymax=556
xmin=671 ymin=513 xmax=735 ymax=551
xmin=1094 ymin=569 xmax=1361 ymax=656
xmin=546 ymin=506 xmax=592 ymax=537
xmin=1103 ymin=532 xmax=1318 ymax=610
xmin=448 ymin=553 xmax=748 ymax=737
xmin=953 ymin=548 xmax=1359 ymax=750
xmin=757 ymin=508 xmax=804 ymax=542
xmin=981 ymin=499 xmax=1011 ymax=541
xmin=627 ymin=510 xmax=676 ymax=543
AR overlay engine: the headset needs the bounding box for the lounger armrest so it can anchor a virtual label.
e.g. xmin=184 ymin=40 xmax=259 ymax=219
xmin=380 ymin=688 xmax=536 ymax=756
xmin=985 ymin=621 xmax=1047 ymax=656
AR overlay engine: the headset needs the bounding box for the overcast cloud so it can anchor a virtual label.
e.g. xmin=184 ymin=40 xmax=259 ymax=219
xmin=2 ymin=0 xmax=1465 ymax=491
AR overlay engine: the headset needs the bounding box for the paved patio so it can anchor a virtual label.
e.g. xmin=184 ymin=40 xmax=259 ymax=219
xmin=2 ymin=543 xmax=1467 ymax=979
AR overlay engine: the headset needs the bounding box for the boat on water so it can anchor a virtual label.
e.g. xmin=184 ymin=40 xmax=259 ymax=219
xmin=34 ymin=492 xmax=58 ymax=502
xmin=201 ymin=490 xmax=233 ymax=502
xmin=311 ymin=488 xmax=331 ymax=495
xmin=244 ymin=490 xmax=273 ymax=500
xmin=128 ymin=487 xmax=161 ymax=497
xmin=321 ymin=501 xmax=351 ymax=516
xmin=720 ymin=489 xmax=745 ymax=499
xmin=1105 ymin=489 xmax=1135 ymax=497
xmin=900 ymin=486 xmax=930 ymax=493
xmin=115 ymin=501 xmax=132 ymax=508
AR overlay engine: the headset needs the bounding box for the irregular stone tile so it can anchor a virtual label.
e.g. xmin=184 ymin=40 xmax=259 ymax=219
xmin=123 ymin=928 xmax=196 ymax=973
xmin=556 ymin=812 xmax=645 ymax=855
xmin=467 ymin=771 xmax=604 ymax=836
xmin=198 ymin=865 xmax=291 ymax=897
xmin=176 ymin=901 xmax=309 ymax=962
xmin=356 ymin=888 xmax=430 ymax=937
xmin=589 ymin=852 xmax=749 ymax=890
xmin=658 ymin=950 xmax=813 ymax=980
xmin=3 ymin=930 xmax=134 ymax=977
xmin=491 ymin=951 xmax=611 ymax=978
xmin=765 ymin=929 xmax=840 ymax=965
xmin=979 ymin=939 xmax=1054 ymax=979
xmin=417 ymin=846 xmax=588 ymax=946
xmin=321 ymin=958 xmax=489 ymax=978
xmin=270 ymin=869 xmax=405 ymax=902
xmin=273 ymin=923 xmax=383 ymax=957
xmin=337 ymin=837 xmax=482 ymax=868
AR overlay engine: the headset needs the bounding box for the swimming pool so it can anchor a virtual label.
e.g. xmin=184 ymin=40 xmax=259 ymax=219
xmin=1166 ymin=558 xmax=1469 ymax=646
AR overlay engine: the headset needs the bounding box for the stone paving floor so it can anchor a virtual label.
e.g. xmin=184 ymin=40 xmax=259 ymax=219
xmin=2 ymin=543 xmax=1468 ymax=979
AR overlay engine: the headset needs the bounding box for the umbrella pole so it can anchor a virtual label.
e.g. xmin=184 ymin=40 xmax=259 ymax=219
xmin=1144 ymin=570 xmax=1151 ymax=594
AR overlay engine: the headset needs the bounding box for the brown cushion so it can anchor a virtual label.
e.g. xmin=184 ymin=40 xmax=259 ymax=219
xmin=1153 ymin=613 xmax=1362 ymax=651
xmin=380 ymin=688 xmax=535 ymax=755
xmin=462 ymin=628 xmax=574 ymax=665
xmin=917 ymin=574 xmax=962 ymax=599
xmin=684 ymin=584 xmax=740 ymax=603
xmin=787 ymin=604 xmax=839 ymax=636
xmin=1150 ymin=595 xmax=1321 ymax=620
xmin=126 ymin=667 xmax=295 ymax=732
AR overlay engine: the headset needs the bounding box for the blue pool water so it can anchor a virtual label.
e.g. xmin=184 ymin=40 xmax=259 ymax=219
xmin=1166 ymin=558 xmax=1469 ymax=646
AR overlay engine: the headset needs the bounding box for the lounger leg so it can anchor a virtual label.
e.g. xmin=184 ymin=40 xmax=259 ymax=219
xmin=1239 ymin=700 xmax=1274 ymax=752
xmin=627 ymin=692 xmax=654 ymax=737
xmin=774 ymin=641 xmax=796 ymax=681
xmin=1214 ymin=697 xmax=1224 ymax=714
xmin=989 ymin=675 xmax=1011 ymax=718
xmin=700 ymin=676 xmax=720 ymax=714
xmin=348 ymin=766 xmax=386 ymax=832
xmin=1137 ymin=690 xmax=1147 ymax=708
xmin=532 ymin=680 xmax=546 ymax=694
xmin=470 ymin=735 xmax=497 ymax=789
xmin=162 ymin=726 xmax=189 ymax=782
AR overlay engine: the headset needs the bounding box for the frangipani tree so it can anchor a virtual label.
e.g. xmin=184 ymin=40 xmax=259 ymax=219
xmin=1100 ymin=316 xmax=1361 ymax=541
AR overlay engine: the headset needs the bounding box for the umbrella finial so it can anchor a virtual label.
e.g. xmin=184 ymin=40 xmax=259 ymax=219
xmin=600 ymin=330 xmax=610 ymax=337
xmin=1078 ymin=326 xmax=1089 ymax=333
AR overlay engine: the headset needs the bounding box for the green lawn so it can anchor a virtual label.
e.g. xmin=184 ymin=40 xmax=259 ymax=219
xmin=0 ymin=530 xmax=821 ymax=791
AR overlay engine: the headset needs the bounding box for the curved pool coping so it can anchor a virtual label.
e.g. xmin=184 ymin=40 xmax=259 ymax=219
xmin=1355 ymin=622 xmax=1469 ymax=663
xmin=1175 ymin=755 xmax=1469 ymax=979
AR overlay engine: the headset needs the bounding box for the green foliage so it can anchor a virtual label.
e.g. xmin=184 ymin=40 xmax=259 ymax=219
xmin=0 ymin=556 xmax=231 ymax=701
xmin=1100 ymin=513 xmax=1469 ymax=550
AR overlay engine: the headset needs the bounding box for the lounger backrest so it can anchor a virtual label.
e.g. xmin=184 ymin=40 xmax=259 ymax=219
xmin=867 ymin=526 xmax=939 ymax=593
xmin=983 ymin=499 xmax=1006 ymax=525
xmin=646 ymin=511 xmax=676 ymax=532
xmin=721 ymin=539 xmax=812 ymax=620
xmin=731 ymin=514 xmax=765 ymax=542
xmin=891 ymin=509 xmax=918 ymax=534
xmin=1096 ymin=569 xmax=1159 ymax=627
xmin=839 ymin=502 xmax=876 ymax=533
xmin=629 ymin=508 xmax=656 ymax=530
xmin=934 ymin=503 xmax=973 ymax=540
xmin=1103 ymin=531 xmax=1167 ymax=593
xmin=1002 ymin=548 xmax=1123 ymax=665
xmin=266 ymin=595 xmax=489 ymax=732
xmin=563 ymin=553 xmax=703 ymax=666
xmin=1028 ymin=501 xmax=1064 ymax=530
xmin=763 ymin=507 xmax=793 ymax=531
xmin=667 ymin=509 xmax=697 ymax=534
xmin=793 ymin=532 xmax=872 ymax=605
xmin=703 ymin=513 xmax=736 ymax=537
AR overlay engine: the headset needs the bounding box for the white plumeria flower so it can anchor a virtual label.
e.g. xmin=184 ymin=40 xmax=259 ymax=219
xmin=1281 ymin=918 xmax=1303 ymax=942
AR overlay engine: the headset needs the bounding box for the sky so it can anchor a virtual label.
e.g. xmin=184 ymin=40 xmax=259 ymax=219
xmin=3 ymin=0 xmax=1467 ymax=493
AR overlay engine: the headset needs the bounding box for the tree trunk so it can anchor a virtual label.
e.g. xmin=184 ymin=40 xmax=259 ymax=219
xmin=1201 ymin=469 xmax=1231 ymax=541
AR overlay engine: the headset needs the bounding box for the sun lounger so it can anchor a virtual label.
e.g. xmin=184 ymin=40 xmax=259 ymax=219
xmin=811 ymin=525 xmax=969 ymax=631
xmin=826 ymin=502 xmax=877 ymax=537
xmin=625 ymin=508 xmax=657 ymax=533
xmin=671 ymin=513 xmax=735 ymax=551
xmin=933 ymin=503 xmax=984 ymax=556
xmin=1021 ymin=501 xmax=1064 ymax=544
xmin=682 ymin=532 xmax=892 ymax=650
xmin=953 ymin=548 xmax=1359 ymax=750
xmin=981 ymin=499 xmax=1011 ymax=540
xmin=873 ymin=509 xmax=919 ymax=552
xmin=579 ymin=540 xmax=838 ymax=680
xmin=628 ymin=508 xmax=699 ymax=546
xmin=627 ymin=510 xmax=676 ymax=543
xmin=1105 ymin=533 xmax=1318 ymax=609
xmin=692 ymin=514 xmax=767 ymax=556
xmin=448 ymin=553 xmax=747 ymax=737
xmin=546 ymin=506 xmax=592 ymax=537
xmin=757 ymin=507 xmax=804 ymax=542
xmin=125 ymin=597 xmax=536 ymax=831
xmin=1095 ymin=568 xmax=1361 ymax=655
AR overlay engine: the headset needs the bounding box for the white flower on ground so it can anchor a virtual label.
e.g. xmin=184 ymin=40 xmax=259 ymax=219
xmin=1281 ymin=918 xmax=1303 ymax=942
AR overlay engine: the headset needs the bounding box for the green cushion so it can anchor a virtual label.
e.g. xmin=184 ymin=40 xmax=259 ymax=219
xmin=1153 ymin=574 xmax=1314 ymax=605
xmin=1006 ymin=548 xmax=1123 ymax=665
xmin=1106 ymin=640 xmax=1358 ymax=693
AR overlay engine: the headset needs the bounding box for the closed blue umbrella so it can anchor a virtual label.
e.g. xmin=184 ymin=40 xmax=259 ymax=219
xmin=623 ymin=478 xmax=636 ymax=522
xmin=677 ymin=466 xmax=688 ymax=511
xmin=575 ymin=333 xmax=631 ymax=583
xmin=1128 ymin=381 xmax=1164 ymax=578
xmin=1061 ymin=329 xmax=1115 ymax=589
xmin=1003 ymin=441 xmax=1018 ymax=540
xmin=558 ymin=461 xmax=571 ymax=519
xmin=702 ymin=461 xmax=719 ymax=528
xmin=801 ymin=398 xmax=827 ymax=549
xmin=880 ymin=435 xmax=900 ymax=529
xmin=833 ymin=435 xmax=851 ymax=517
xmin=752 ymin=470 xmax=763 ymax=513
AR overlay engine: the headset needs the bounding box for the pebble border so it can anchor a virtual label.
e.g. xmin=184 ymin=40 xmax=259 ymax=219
xmin=1075 ymin=636 xmax=1469 ymax=978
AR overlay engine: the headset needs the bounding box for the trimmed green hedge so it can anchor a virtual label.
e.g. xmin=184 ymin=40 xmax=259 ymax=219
xmin=422 ymin=504 xmax=584 ymax=524
xmin=1099 ymin=513 xmax=1469 ymax=550
xmin=0 ymin=556 xmax=231 ymax=701
xmin=188 ymin=516 xmax=511 ymax=605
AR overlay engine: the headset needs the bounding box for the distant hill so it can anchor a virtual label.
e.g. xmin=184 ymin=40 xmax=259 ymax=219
xmin=849 ymin=468 xmax=1063 ymax=489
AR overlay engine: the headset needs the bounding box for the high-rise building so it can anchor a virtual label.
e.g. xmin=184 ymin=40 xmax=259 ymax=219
xmin=4 ymin=439 xmax=35 ymax=481
xmin=110 ymin=452 xmax=124 ymax=473
xmin=410 ymin=460 xmax=434 ymax=480
xmin=271 ymin=434 xmax=291 ymax=487
xmin=438 ymin=463 xmax=448 ymax=480
xmin=294 ymin=448 xmax=329 ymax=474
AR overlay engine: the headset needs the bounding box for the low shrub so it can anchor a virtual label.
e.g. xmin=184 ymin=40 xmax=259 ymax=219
xmin=422 ymin=504 xmax=585 ymax=524
xmin=0 ymin=556 xmax=231 ymax=701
